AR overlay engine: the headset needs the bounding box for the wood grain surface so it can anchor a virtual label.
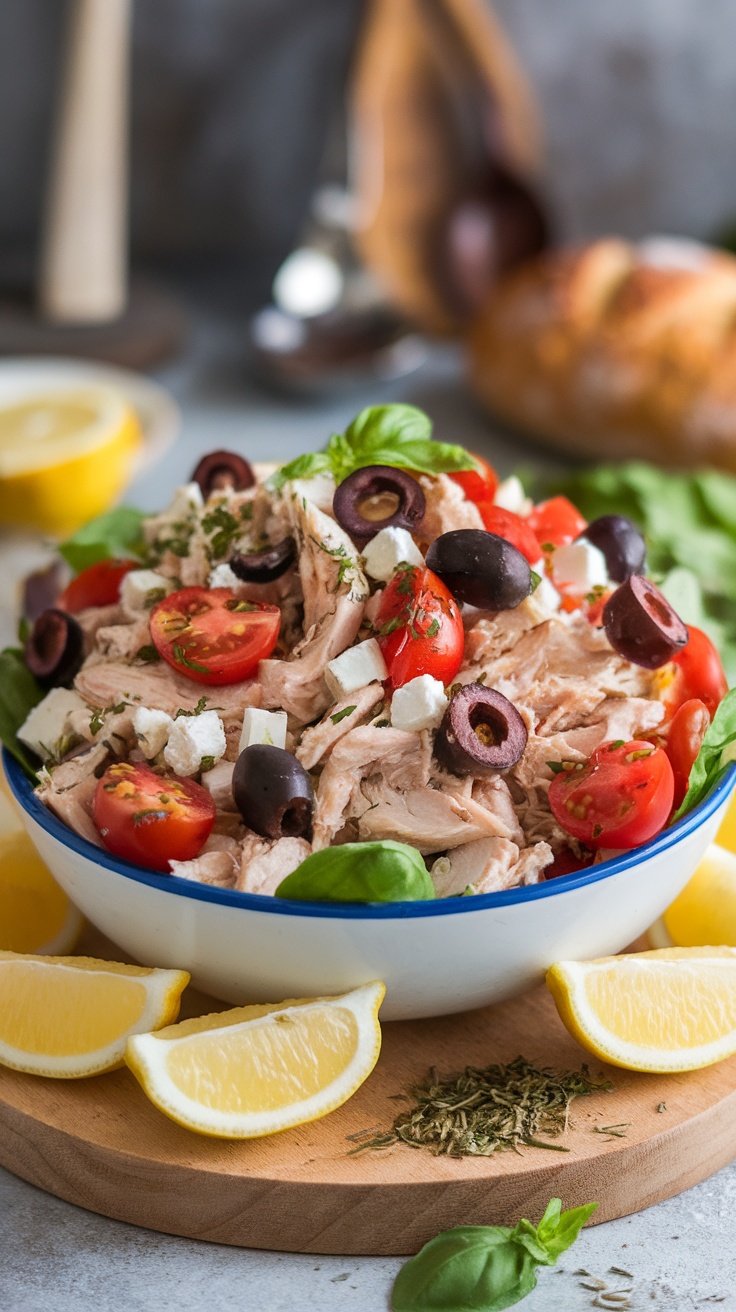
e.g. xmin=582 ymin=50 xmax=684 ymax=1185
xmin=1 ymin=927 xmax=735 ymax=1255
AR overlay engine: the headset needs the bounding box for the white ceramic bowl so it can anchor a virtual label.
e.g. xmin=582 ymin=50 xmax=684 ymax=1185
xmin=6 ymin=751 xmax=735 ymax=1020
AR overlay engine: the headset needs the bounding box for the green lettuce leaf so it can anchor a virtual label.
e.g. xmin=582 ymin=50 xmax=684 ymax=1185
xmin=0 ymin=648 xmax=45 ymax=780
xmin=673 ymin=687 xmax=736 ymax=821
xmin=58 ymin=507 xmax=146 ymax=573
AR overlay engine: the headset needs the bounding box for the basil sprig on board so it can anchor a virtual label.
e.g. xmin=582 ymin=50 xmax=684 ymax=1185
xmin=58 ymin=506 xmax=146 ymax=573
xmin=673 ymin=687 xmax=736 ymax=821
xmin=269 ymin=404 xmax=474 ymax=491
xmin=392 ymin=1198 xmax=597 ymax=1312
xmin=275 ymin=840 xmax=435 ymax=903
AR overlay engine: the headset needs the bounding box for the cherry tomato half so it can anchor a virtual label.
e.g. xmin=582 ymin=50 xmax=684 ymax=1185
xmin=548 ymin=739 xmax=674 ymax=850
xmin=449 ymin=453 xmax=499 ymax=506
xmin=665 ymin=698 xmax=710 ymax=811
xmin=58 ymin=559 xmax=138 ymax=613
xmin=476 ymin=505 xmax=540 ymax=565
xmin=150 ymin=587 xmax=280 ymax=686
xmin=527 ymin=496 xmax=587 ymax=550
xmin=375 ymin=564 xmax=464 ymax=689
xmin=93 ymin=762 xmax=216 ymax=872
xmin=655 ymin=625 xmax=728 ymax=720
xmin=543 ymin=846 xmax=595 ymax=880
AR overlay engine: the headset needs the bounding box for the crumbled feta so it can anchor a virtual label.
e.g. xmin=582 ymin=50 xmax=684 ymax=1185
xmin=239 ymin=708 xmax=288 ymax=753
xmin=201 ymin=759 xmax=236 ymax=810
xmin=325 ymin=639 xmax=388 ymax=698
xmin=132 ymin=706 xmax=173 ymax=759
xmin=390 ymin=675 xmax=448 ymax=733
xmin=361 ymin=527 xmax=424 ymax=583
xmin=166 ymin=482 xmax=204 ymax=516
xmin=493 ymin=475 xmax=533 ymax=517
xmin=208 ymin=562 xmax=242 ymax=591
xmin=163 ymin=711 xmax=226 ymax=776
xmin=120 ymin=569 xmax=171 ymax=613
xmin=17 ymin=689 xmax=87 ymax=761
xmin=551 ymin=540 xmax=608 ymax=593
xmin=290 ymin=471 xmax=336 ymax=513
xmin=527 ymin=561 xmax=561 ymax=617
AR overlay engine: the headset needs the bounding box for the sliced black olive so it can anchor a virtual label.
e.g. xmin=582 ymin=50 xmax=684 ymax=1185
xmin=578 ymin=515 xmax=646 ymax=583
xmin=230 ymin=536 xmax=296 ymax=584
xmin=434 ymin=684 xmax=528 ymax=776
xmin=233 ymin=744 xmax=314 ymax=840
xmin=603 ymin=575 xmax=688 ymax=669
xmin=191 ymin=450 xmax=256 ymax=497
xmin=24 ymin=609 xmax=84 ymax=688
xmin=23 ymin=561 xmax=65 ymax=622
xmin=426 ymin=529 xmax=532 ymax=610
xmin=332 ymin=465 xmax=426 ymax=542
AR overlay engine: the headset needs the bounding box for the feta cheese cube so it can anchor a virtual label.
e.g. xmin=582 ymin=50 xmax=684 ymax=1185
xmin=390 ymin=675 xmax=448 ymax=733
xmin=362 ymin=527 xmax=424 ymax=583
xmin=239 ymin=708 xmax=288 ymax=753
xmin=163 ymin=711 xmax=226 ymax=776
xmin=551 ymin=540 xmax=608 ymax=593
xmin=324 ymin=639 xmax=388 ymax=699
xmin=167 ymin=482 xmax=204 ymax=516
xmin=17 ymin=689 xmax=87 ymax=761
xmin=527 ymin=561 xmax=561 ymax=617
xmin=201 ymin=759 xmax=236 ymax=810
xmin=494 ymin=475 xmax=533 ymax=517
xmin=132 ymin=706 xmax=174 ymax=759
xmin=208 ymin=562 xmax=242 ymax=591
xmin=120 ymin=569 xmax=171 ymax=613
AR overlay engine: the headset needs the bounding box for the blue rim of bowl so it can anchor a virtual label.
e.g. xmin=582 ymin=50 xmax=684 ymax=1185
xmin=5 ymin=748 xmax=736 ymax=921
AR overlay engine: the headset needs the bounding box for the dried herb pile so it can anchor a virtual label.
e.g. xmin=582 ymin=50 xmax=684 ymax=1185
xmin=352 ymin=1056 xmax=612 ymax=1158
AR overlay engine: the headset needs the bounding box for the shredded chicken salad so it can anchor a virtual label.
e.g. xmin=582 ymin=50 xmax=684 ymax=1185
xmin=8 ymin=404 xmax=734 ymax=904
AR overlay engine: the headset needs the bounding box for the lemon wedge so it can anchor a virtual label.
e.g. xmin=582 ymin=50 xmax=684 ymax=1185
xmin=546 ymin=948 xmax=736 ymax=1072
xmin=0 ymin=386 xmax=142 ymax=535
xmin=0 ymin=951 xmax=189 ymax=1078
xmin=716 ymin=790 xmax=736 ymax=855
xmin=126 ymin=980 xmax=385 ymax=1138
xmin=648 ymin=843 xmax=736 ymax=950
xmin=0 ymin=775 xmax=83 ymax=955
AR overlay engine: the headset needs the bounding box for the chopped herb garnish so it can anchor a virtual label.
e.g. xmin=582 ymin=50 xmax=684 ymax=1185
xmin=173 ymin=697 xmax=210 ymax=719
xmin=425 ymin=617 xmax=440 ymax=638
xmin=331 ymin=705 xmax=357 ymax=724
xmin=201 ymin=504 xmax=243 ymax=560
xmin=349 ymin=1055 xmax=613 ymax=1158
xmin=530 ymin=569 xmax=542 ymax=592
xmin=144 ymin=587 xmax=167 ymax=608
xmin=132 ymin=808 xmax=169 ymax=825
xmin=199 ymin=755 xmax=216 ymax=772
xmin=380 ymin=614 xmax=404 ymax=636
xmin=89 ymin=701 xmax=128 ymax=736
xmin=135 ymin=644 xmax=161 ymax=663
xmin=172 ymin=645 xmax=211 ymax=675
xmin=225 ymin=598 xmax=259 ymax=612
xmin=374 ymin=718 xmax=390 ymax=728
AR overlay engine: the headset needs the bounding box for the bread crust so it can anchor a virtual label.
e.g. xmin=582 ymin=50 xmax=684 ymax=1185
xmin=468 ymin=237 xmax=736 ymax=470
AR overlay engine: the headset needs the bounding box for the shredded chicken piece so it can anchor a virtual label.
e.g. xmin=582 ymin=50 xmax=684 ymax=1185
xmin=75 ymin=662 xmax=261 ymax=724
xmin=312 ymin=725 xmax=431 ymax=849
xmin=296 ymin=683 xmax=385 ymax=771
xmin=237 ymin=835 xmax=311 ymax=896
xmin=417 ymin=473 xmax=484 ymax=540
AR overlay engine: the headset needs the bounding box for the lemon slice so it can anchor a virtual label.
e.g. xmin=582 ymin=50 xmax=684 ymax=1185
xmin=648 ymin=843 xmax=736 ymax=950
xmin=0 ymin=386 xmax=142 ymax=535
xmin=547 ymin=948 xmax=736 ymax=1072
xmin=0 ymin=951 xmax=189 ymax=1078
xmin=0 ymin=781 xmax=83 ymax=954
xmin=716 ymin=790 xmax=736 ymax=855
xmin=126 ymin=980 xmax=385 ymax=1138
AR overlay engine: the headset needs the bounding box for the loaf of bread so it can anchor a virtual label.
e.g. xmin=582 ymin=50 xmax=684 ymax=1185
xmin=468 ymin=237 xmax=736 ymax=470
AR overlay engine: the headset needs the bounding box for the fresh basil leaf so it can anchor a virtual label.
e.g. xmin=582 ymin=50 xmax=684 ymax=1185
xmin=525 ymin=1201 xmax=598 ymax=1263
xmin=59 ymin=507 xmax=146 ymax=573
xmin=272 ymin=404 xmax=474 ymax=492
xmin=673 ymin=687 xmax=736 ymax=820
xmin=267 ymin=451 xmax=332 ymax=492
xmin=274 ymin=840 xmax=435 ymax=903
xmin=391 ymin=1227 xmax=537 ymax=1312
xmin=0 ymin=648 xmax=45 ymax=780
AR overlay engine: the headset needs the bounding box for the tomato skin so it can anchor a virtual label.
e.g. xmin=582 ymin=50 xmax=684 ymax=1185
xmin=656 ymin=626 xmax=728 ymax=719
xmin=475 ymin=505 xmax=540 ymax=565
xmin=150 ymin=587 xmax=280 ymax=686
xmin=58 ymin=559 xmax=138 ymax=613
xmin=665 ymin=699 xmax=710 ymax=810
xmin=548 ymin=739 xmax=675 ymax=850
xmin=449 ymin=454 xmax=499 ymax=505
xmin=375 ymin=565 xmax=464 ymax=689
xmin=527 ymin=496 xmax=587 ymax=550
xmin=93 ymin=762 xmax=216 ymax=872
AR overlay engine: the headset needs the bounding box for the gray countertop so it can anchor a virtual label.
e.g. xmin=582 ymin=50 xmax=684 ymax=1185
xmin=3 ymin=307 xmax=736 ymax=1310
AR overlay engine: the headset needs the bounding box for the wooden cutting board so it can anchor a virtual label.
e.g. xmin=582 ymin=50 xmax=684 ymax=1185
xmin=1 ymin=928 xmax=735 ymax=1256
